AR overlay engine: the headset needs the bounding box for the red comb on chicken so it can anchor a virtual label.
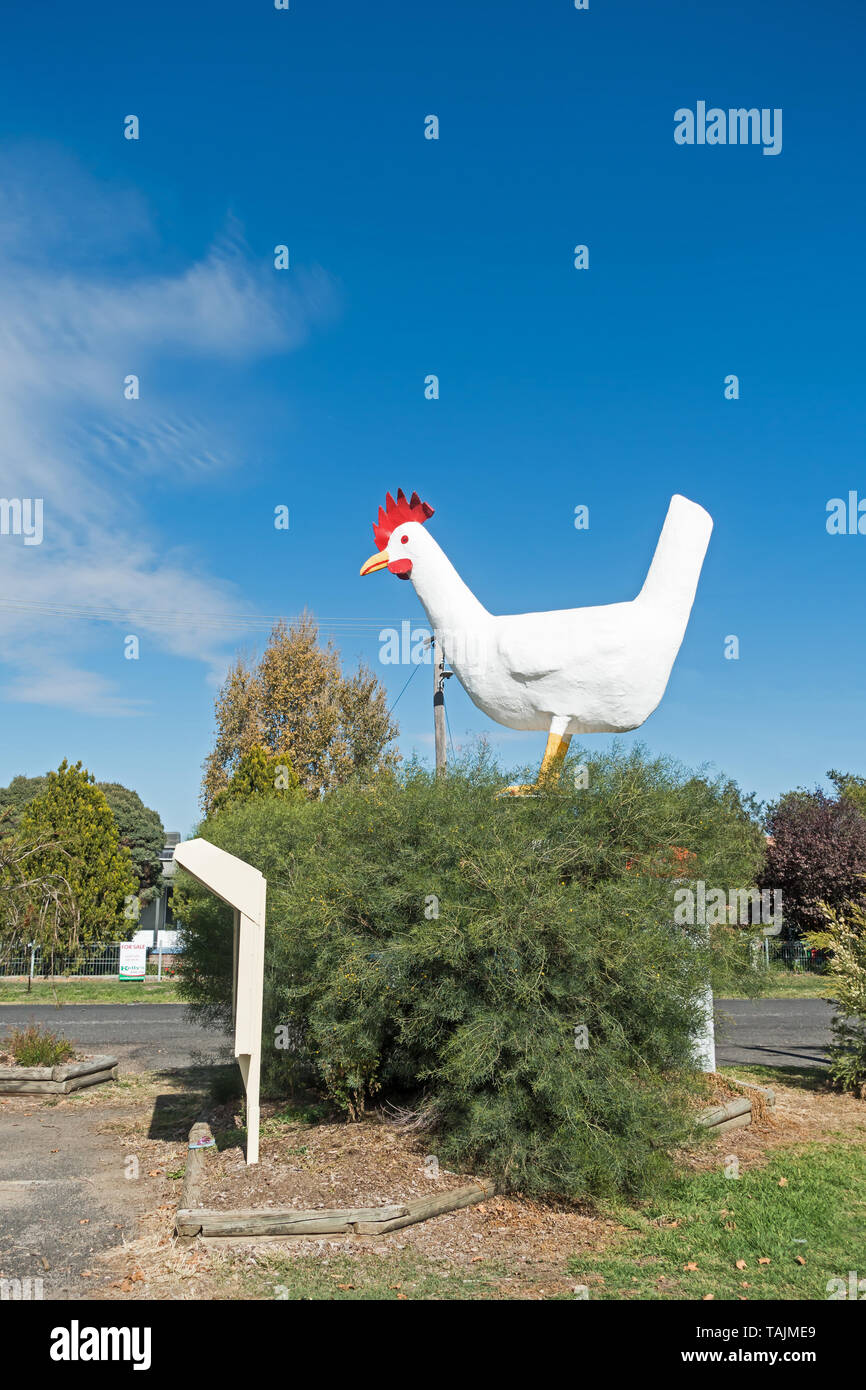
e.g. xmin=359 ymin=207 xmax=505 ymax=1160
xmin=373 ymin=489 xmax=435 ymax=552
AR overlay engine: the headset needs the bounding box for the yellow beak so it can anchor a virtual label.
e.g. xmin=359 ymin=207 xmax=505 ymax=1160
xmin=360 ymin=549 xmax=389 ymax=576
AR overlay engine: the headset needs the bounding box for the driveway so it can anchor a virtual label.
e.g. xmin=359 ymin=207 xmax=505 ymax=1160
xmin=0 ymin=1100 xmax=148 ymax=1299
xmin=0 ymin=1004 xmax=229 ymax=1299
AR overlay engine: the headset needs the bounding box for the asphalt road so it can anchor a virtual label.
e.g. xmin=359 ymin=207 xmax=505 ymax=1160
xmin=0 ymin=998 xmax=834 ymax=1072
xmin=0 ymin=1003 xmax=230 ymax=1073
xmin=714 ymin=998 xmax=834 ymax=1070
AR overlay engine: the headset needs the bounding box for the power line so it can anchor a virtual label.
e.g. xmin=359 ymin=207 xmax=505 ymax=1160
xmin=0 ymin=596 xmax=402 ymax=636
xmin=387 ymin=661 xmax=423 ymax=716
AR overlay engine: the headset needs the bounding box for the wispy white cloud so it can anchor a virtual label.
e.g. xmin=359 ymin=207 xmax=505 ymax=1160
xmin=0 ymin=148 xmax=339 ymax=712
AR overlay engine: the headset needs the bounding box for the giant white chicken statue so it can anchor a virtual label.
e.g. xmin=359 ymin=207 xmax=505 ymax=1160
xmin=361 ymin=490 xmax=713 ymax=792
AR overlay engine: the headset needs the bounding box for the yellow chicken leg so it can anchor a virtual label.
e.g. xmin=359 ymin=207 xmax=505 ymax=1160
xmin=538 ymin=731 xmax=571 ymax=782
xmin=501 ymin=730 xmax=572 ymax=797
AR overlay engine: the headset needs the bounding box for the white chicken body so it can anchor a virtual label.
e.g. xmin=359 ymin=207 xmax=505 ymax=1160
xmin=393 ymin=494 xmax=713 ymax=738
xmin=441 ymin=599 xmax=679 ymax=735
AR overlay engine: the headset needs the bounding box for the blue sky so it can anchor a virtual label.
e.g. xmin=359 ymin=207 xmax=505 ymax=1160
xmin=0 ymin=0 xmax=863 ymax=833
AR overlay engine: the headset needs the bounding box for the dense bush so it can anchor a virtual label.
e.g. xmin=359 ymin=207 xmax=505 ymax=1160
xmin=177 ymin=745 xmax=764 ymax=1200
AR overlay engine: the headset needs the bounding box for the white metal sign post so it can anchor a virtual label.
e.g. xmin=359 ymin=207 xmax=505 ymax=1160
xmin=173 ymin=838 xmax=267 ymax=1164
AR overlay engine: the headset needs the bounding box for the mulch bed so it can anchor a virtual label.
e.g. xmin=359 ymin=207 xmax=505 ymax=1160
xmin=202 ymin=1112 xmax=478 ymax=1213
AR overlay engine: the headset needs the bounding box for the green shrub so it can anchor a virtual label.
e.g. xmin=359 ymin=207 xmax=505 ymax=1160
xmin=7 ymin=1023 xmax=74 ymax=1067
xmin=806 ymin=904 xmax=866 ymax=1096
xmin=177 ymin=744 xmax=764 ymax=1199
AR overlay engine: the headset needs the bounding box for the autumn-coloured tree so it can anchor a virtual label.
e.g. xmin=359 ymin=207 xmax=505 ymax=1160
xmin=201 ymin=613 xmax=399 ymax=812
xmin=17 ymin=761 xmax=137 ymax=948
xmin=760 ymin=788 xmax=866 ymax=937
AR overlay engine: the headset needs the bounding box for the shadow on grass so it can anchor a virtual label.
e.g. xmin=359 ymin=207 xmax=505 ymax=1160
xmin=722 ymin=1062 xmax=832 ymax=1093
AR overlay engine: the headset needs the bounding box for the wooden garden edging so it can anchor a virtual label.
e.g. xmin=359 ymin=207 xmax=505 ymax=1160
xmin=0 ymin=1054 xmax=118 ymax=1095
xmin=175 ymin=1123 xmax=496 ymax=1241
xmin=696 ymin=1079 xmax=775 ymax=1135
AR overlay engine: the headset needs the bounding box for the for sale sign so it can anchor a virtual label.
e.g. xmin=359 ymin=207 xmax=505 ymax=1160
xmin=119 ymin=942 xmax=147 ymax=981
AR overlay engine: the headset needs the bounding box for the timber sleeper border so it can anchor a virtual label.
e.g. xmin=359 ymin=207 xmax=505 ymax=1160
xmin=0 ymin=1054 xmax=119 ymax=1095
xmin=175 ymin=1122 xmax=496 ymax=1241
xmin=176 ymin=1083 xmax=774 ymax=1242
xmin=696 ymin=1080 xmax=775 ymax=1135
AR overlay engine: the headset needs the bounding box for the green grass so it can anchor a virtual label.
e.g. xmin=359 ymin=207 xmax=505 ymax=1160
xmin=722 ymin=1063 xmax=829 ymax=1092
xmin=212 ymin=1138 xmax=865 ymax=1301
xmin=725 ymin=969 xmax=831 ymax=1000
xmin=567 ymin=1143 xmax=866 ymax=1301
xmin=0 ymin=979 xmax=181 ymax=1004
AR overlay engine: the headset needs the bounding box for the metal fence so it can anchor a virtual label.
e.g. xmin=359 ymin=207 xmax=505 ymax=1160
xmin=764 ymin=939 xmax=827 ymax=973
xmin=0 ymin=943 xmax=181 ymax=980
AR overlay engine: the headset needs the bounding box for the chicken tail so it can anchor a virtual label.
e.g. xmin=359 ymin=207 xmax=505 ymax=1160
xmin=637 ymin=494 xmax=713 ymax=621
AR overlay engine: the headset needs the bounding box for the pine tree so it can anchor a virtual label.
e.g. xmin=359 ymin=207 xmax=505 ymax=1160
xmin=0 ymin=773 xmax=163 ymax=906
xmin=18 ymin=761 xmax=137 ymax=949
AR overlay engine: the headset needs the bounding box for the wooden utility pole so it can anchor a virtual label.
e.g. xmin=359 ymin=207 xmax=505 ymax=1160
xmin=432 ymin=635 xmax=450 ymax=776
